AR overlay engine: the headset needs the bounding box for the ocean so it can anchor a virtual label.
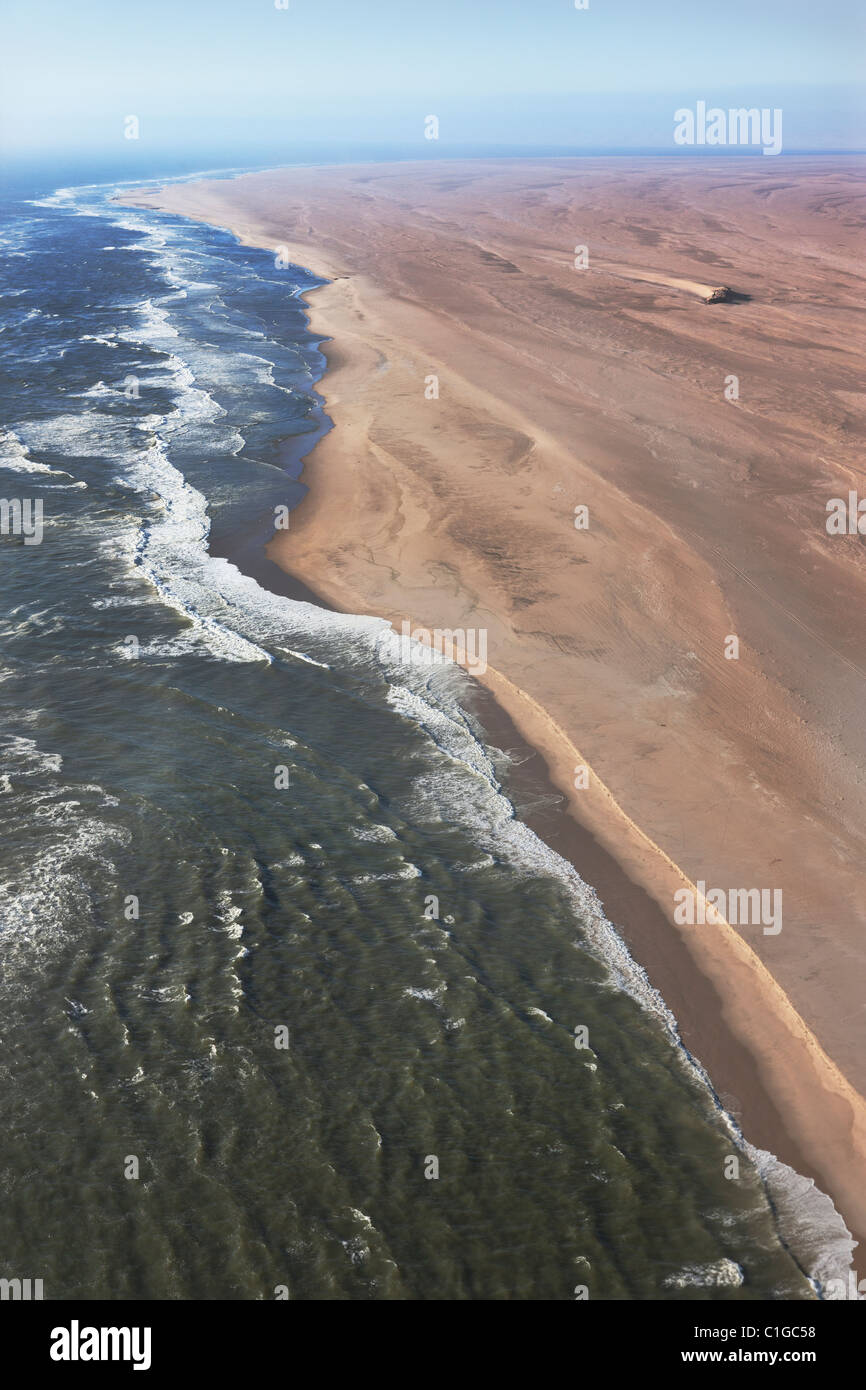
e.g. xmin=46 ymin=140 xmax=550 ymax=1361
xmin=0 ymin=161 xmax=853 ymax=1300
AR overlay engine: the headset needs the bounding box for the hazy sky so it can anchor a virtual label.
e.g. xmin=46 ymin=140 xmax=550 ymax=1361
xmin=2 ymin=0 xmax=864 ymax=158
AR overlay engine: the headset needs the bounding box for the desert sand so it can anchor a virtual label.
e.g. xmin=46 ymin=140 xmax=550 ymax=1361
xmin=119 ymin=157 xmax=866 ymax=1255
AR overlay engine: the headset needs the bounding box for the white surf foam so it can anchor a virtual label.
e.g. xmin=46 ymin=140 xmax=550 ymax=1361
xmin=0 ymin=429 xmax=84 ymax=485
xmin=0 ymin=736 xmax=128 ymax=956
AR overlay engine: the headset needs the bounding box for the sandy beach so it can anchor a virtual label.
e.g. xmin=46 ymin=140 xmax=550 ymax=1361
xmin=119 ymin=156 xmax=866 ymax=1256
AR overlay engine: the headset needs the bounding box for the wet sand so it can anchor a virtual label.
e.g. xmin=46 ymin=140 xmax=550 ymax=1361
xmin=118 ymin=156 xmax=866 ymax=1255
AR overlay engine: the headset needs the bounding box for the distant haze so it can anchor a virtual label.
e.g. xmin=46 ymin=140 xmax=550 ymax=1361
xmin=2 ymin=0 xmax=863 ymax=158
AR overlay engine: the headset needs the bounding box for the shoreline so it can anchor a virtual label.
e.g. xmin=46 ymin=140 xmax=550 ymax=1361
xmin=116 ymin=158 xmax=866 ymax=1265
